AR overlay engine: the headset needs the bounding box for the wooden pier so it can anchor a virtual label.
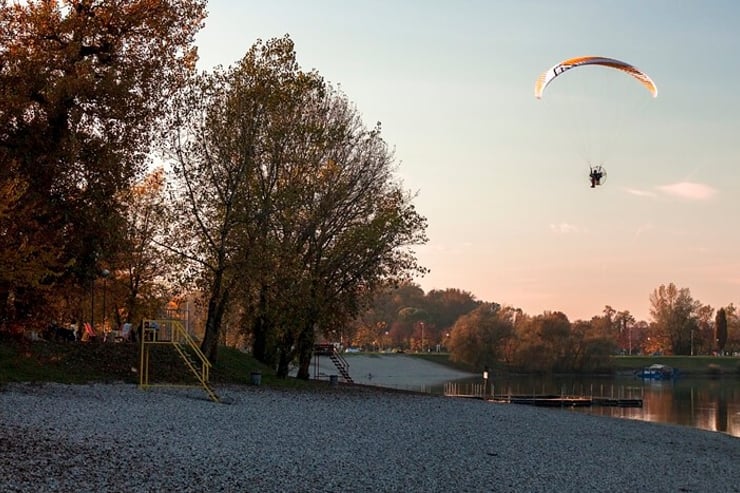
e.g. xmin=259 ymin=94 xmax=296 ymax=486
xmin=495 ymin=394 xmax=592 ymax=407
xmin=591 ymin=397 xmax=643 ymax=408
xmin=443 ymin=383 xmax=642 ymax=408
xmin=492 ymin=394 xmax=642 ymax=408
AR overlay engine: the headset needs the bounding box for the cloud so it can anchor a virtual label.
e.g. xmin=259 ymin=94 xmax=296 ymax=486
xmin=549 ymin=222 xmax=579 ymax=234
xmin=656 ymin=182 xmax=717 ymax=201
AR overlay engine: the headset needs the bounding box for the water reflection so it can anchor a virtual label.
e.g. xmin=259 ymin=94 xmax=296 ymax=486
xmin=334 ymin=355 xmax=740 ymax=438
xmin=446 ymin=375 xmax=740 ymax=438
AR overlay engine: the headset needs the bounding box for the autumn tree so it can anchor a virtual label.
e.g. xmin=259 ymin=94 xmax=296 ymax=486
xmin=165 ymin=36 xmax=427 ymax=367
xmin=631 ymin=320 xmax=650 ymax=354
xmin=0 ymin=176 xmax=58 ymax=328
xmin=648 ymin=283 xmax=701 ymax=355
xmin=247 ymin=61 xmax=428 ymax=375
xmin=613 ymin=310 xmax=637 ymax=354
xmin=383 ymin=284 xmax=427 ymax=349
xmin=423 ymin=288 xmax=480 ymax=347
xmin=534 ymin=311 xmax=572 ymax=371
xmin=351 ymin=282 xmax=427 ymax=350
xmin=0 ymin=0 xmax=206 ymax=327
xmin=163 ymin=50 xmax=268 ymax=362
xmin=397 ymin=308 xmax=432 ymax=353
xmin=694 ymin=304 xmax=715 ymax=355
xmin=716 ymin=307 xmax=728 ymax=353
xmin=351 ymin=283 xmax=413 ymax=349
xmin=113 ymin=168 xmax=174 ymax=327
xmin=569 ymin=319 xmax=618 ymax=371
xmin=448 ymin=303 xmax=515 ymax=370
xmin=508 ymin=311 xmax=570 ymax=372
xmin=284 ymin=113 xmax=429 ymax=376
xmin=725 ymin=304 xmax=740 ymax=353
xmin=235 ymin=38 xmax=430 ymax=377
xmin=353 ymin=284 xmax=483 ymax=351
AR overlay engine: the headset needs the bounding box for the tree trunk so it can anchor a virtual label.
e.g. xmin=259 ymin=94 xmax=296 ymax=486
xmin=251 ymin=286 xmax=277 ymax=366
xmin=200 ymin=271 xmax=229 ymax=364
xmin=252 ymin=315 xmax=267 ymax=360
xmin=201 ymin=311 xmax=220 ymax=363
xmin=295 ymin=321 xmax=316 ymax=380
xmin=275 ymin=332 xmax=295 ymax=378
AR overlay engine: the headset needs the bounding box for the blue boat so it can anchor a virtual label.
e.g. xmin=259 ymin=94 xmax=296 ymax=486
xmin=635 ymin=364 xmax=677 ymax=380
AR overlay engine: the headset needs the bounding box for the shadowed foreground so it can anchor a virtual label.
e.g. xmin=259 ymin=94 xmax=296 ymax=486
xmin=1 ymin=383 xmax=738 ymax=492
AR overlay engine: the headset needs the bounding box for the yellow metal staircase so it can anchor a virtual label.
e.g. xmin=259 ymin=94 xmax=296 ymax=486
xmin=139 ymin=319 xmax=219 ymax=402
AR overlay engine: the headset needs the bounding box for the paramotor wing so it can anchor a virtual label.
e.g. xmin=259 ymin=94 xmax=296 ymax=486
xmin=534 ymin=56 xmax=658 ymax=99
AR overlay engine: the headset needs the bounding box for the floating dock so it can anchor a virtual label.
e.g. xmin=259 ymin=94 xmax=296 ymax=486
xmin=443 ymin=383 xmax=642 ymax=408
xmin=492 ymin=394 xmax=642 ymax=408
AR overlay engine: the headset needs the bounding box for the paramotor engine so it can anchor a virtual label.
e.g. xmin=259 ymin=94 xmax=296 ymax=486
xmin=588 ymin=164 xmax=606 ymax=188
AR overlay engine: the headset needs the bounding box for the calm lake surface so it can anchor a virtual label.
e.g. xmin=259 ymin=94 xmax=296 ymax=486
xmin=429 ymin=375 xmax=740 ymax=439
xmin=329 ymin=354 xmax=740 ymax=438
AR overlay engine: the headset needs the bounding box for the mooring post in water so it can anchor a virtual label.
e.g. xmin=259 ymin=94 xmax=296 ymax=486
xmin=482 ymin=366 xmax=489 ymax=400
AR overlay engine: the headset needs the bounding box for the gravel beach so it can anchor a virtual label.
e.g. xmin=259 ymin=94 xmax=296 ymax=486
xmin=1 ymin=382 xmax=738 ymax=492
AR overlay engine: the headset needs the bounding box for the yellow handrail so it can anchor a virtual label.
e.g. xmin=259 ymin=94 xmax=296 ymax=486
xmin=138 ymin=319 xmax=218 ymax=402
xmin=171 ymin=320 xmax=212 ymax=382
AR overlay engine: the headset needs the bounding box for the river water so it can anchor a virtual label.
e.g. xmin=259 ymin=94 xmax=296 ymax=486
xmin=436 ymin=374 xmax=740 ymax=439
xmin=326 ymin=354 xmax=740 ymax=438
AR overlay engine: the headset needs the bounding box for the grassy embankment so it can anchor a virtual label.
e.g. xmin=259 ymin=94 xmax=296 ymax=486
xmin=0 ymin=333 xmax=314 ymax=389
xmin=609 ymin=355 xmax=740 ymax=376
xmin=412 ymin=352 xmax=740 ymax=377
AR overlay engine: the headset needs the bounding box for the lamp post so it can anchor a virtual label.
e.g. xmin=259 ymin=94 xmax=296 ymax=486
xmin=90 ymin=276 xmax=95 ymax=334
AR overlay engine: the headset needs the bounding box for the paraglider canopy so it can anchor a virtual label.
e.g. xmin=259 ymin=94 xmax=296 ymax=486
xmin=534 ymin=56 xmax=658 ymax=100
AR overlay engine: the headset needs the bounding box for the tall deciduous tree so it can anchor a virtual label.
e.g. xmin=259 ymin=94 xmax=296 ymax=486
xmin=163 ymin=53 xmax=268 ymax=363
xmin=424 ymin=288 xmax=480 ymax=335
xmin=448 ymin=303 xmax=515 ymax=370
xmin=716 ymin=307 xmax=728 ymax=353
xmin=165 ymin=36 xmax=428 ymax=366
xmin=614 ymin=309 xmax=637 ymax=354
xmin=694 ymin=304 xmax=715 ymax=355
xmin=0 ymin=0 xmax=206 ymax=326
xmin=648 ymin=283 xmax=701 ymax=355
xmin=569 ymin=319 xmax=618 ymax=371
xmin=725 ymin=304 xmax=740 ymax=353
xmin=245 ymin=40 xmax=428 ymax=377
xmin=535 ymin=311 xmax=572 ymax=371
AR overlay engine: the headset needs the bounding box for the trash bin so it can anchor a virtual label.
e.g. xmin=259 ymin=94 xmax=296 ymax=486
xmin=250 ymin=371 xmax=262 ymax=386
xmin=329 ymin=375 xmax=338 ymax=386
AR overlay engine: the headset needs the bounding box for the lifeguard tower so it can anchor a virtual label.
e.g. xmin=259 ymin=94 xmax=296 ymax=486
xmin=313 ymin=343 xmax=354 ymax=383
xmin=138 ymin=319 xmax=219 ymax=402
